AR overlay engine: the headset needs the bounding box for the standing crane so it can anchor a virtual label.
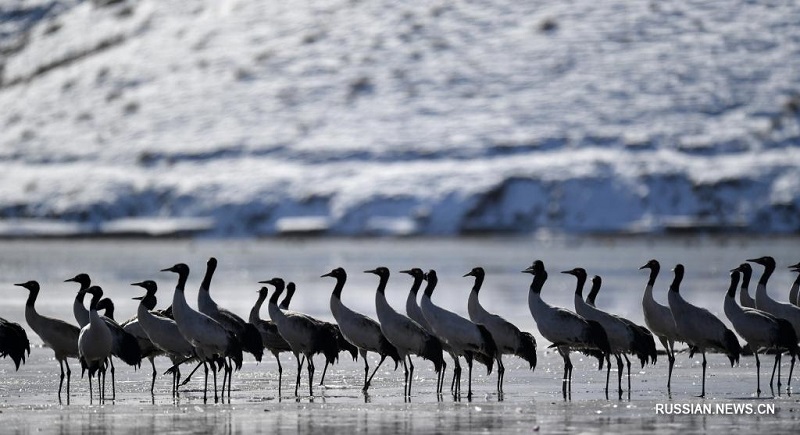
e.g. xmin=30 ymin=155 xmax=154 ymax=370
xmin=15 ymin=281 xmax=80 ymax=402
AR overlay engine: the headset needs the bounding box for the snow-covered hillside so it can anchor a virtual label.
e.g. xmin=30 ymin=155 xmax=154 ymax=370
xmin=1 ymin=0 xmax=800 ymax=236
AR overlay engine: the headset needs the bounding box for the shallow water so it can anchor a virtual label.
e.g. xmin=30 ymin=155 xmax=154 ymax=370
xmin=1 ymin=236 xmax=800 ymax=433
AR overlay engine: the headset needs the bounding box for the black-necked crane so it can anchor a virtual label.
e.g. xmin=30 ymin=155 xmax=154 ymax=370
xmin=197 ymin=258 xmax=264 ymax=373
xmin=580 ymin=273 xmax=657 ymax=397
xmin=723 ymin=269 xmax=798 ymax=395
xmin=78 ymin=286 xmax=113 ymax=403
xmin=15 ymin=280 xmax=80 ymax=402
xmin=131 ymin=280 xmax=196 ymax=396
xmin=259 ymin=277 xmax=338 ymax=396
xmin=282 ymin=282 xmax=358 ymax=386
xmin=586 ymin=275 xmax=657 ymax=368
xmin=736 ymin=263 xmax=756 ymax=309
xmin=464 ymin=267 xmax=536 ymax=394
xmin=667 ymin=264 xmax=741 ymax=398
xmin=322 ymin=267 xmax=400 ymax=392
xmin=249 ymin=286 xmax=292 ymax=390
xmin=0 ymin=317 xmax=30 ymax=370
xmin=744 ymin=256 xmax=800 ymax=390
xmin=96 ymin=296 xmax=164 ymax=396
xmin=162 ymin=263 xmax=243 ymax=403
xmin=564 ymin=268 xmax=637 ymax=399
xmin=639 ymin=259 xmax=683 ymax=392
xmin=402 ymin=267 xmax=451 ymax=393
xmin=366 ymin=266 xmax=444 ymax=397
xmin=522 ymin=260 xmax=611 ymax=400
xmin=420 ymin=269 xmax=498 ymax=399
xmin=66 ymin=273 xmax=142 ymax=400
xmin=748 ymin=257 xmax=800 ymax=331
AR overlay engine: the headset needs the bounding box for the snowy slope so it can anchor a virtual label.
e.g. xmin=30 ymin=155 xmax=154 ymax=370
xmin=1 ymin=0 xmax=800 ymax=236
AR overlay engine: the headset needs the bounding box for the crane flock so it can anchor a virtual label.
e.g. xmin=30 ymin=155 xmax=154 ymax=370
xmin=3 ymin=256 xmax=800 ymax=403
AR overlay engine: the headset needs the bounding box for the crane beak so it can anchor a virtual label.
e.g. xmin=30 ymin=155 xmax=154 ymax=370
xmin=364 ymin=269 xmax=378 ymax=274
xmin=132 ymin=296 xmax=144 ymax=301
xmin=320 ymin=271 xmax=334 ymax=278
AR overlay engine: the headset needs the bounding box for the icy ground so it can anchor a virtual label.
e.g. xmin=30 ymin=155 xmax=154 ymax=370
xmin=1 ymin=0 xmax=800 ymax=236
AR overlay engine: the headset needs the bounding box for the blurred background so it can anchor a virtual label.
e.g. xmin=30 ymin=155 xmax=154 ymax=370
xmin=1 ymin=0 xmax=799 ymax=238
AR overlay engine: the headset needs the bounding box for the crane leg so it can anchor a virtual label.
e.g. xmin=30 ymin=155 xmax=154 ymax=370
xmin=109 ymin=358 xmax=116 ymax=401
xmin=616 ymin=354 xmax=624 ymax=399
xmin=497 ymin=356 xmax=505 ymax=394
xmin=100 ymin=364 xmax=106 ymax=403
xmin=604 ymin=354 xmax=611 ymax=400
xmin=211 ymin=360 xmax=218 ymax=403
xmin=150 ymin=357 xmax=157 ymax=395
xmin=623 ymin=354 xmax=631 ymax=397
xmin=275 ymin=352 xmax=283 ymax=395
xmin=58 ymin=359 xmax=66 ymax=400
xmin=557 ymin=347 xmax=572 ymax=401
xmin=408 ymin=356 xmax=417 ymax=397
xmin=365 ymin=354 xmax=387 ymax=391
xmin=308 ymin=356 xmax=315 ymax=396
xmin=754 ymin=349 xmax=761 ymax=396
xmin=788 ymin=353 xmax=796 ymax=391
xmin=450 ymin=354 xmax=461 ymax=395
xmin=438 ymin=359 xmax=446 ymax=395
xmin=659 ymin=337 xmax=675 ymax=394
xmin=700 ymin=352 xmax=707 ymax=398
xmin=466 ymin=354 xmax=474 ymax=400
xmin=203 ymin=361 xmax=209 ymax=403
xmin=770 ymin=352 xmax=779 ymax=390
xmin=179 ymin=362 xmax=204 ymax=387
xmin=294 ymin=354 xmax=303 ymax=397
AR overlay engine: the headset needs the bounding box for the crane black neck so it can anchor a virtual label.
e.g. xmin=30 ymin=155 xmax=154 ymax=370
xmin=279 ymin=286 xmax=294 ymax=309
xmin=408 ymin=274 xmax=423 ymax=295
xmin=174 ymin=269 xmax=189 ymax=292
xmin=375 ymin=274 xmax=389 ymax=295
xmin=726 ymin=272 xmax=740 ymax=298
xmin=572 ymin=274 xmax=586 ymax=298
xmin=25 ymin=287 xmax=39 ymax=308
xmin=757 ymin=261 xmax=774 ymax=287
xmin=423 ymin=275 xmax=438 ymax=297
xmin=470 ymin=273 xmax=485 ymax=294
xmin=200 ymin=260 xmax=217 ymax=293
xmin=669 ymin=267 xmax=684 ymax=293
xmin=141 ymin=293 xmax=158 ymax=310
xmin=331 ymin=275 xmax=346 ymax=299
xmin=646 ymin=264 xmax=659 ymax=287
xmin=529 ymin=271 xmax=547 ymax=294
xmin=89 ymin=292 xmax=102 ymax=310
xmin=587 ymin=278 xmax=600 ymax=305
xmin=269 ymin=283 xmax=284 ymax=305
xmin=740 ymin=266 xmax=751 ymax=289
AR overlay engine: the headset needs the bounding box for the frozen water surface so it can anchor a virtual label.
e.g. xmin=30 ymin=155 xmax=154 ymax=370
xmin=1 ymin=237 xmax=799 ymax=433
